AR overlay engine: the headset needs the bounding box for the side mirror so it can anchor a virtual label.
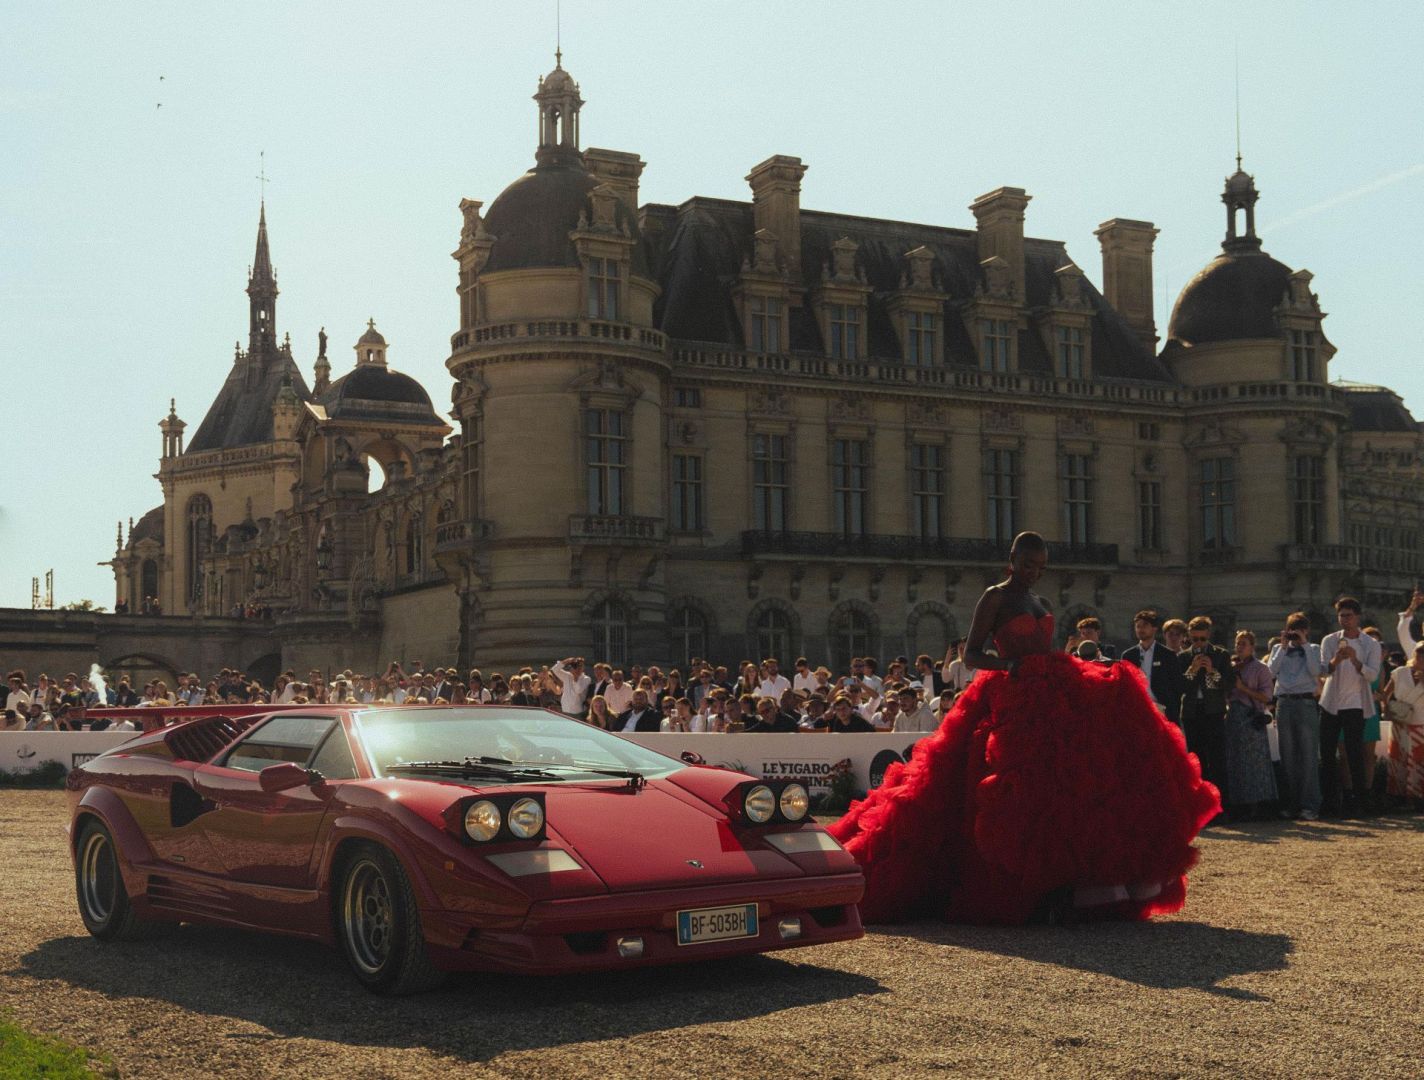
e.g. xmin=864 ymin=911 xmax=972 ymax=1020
xmin=259 ymin=761 xmax=312 ymax=793
xmin=680 ymin=750 xmax=706 ymax=766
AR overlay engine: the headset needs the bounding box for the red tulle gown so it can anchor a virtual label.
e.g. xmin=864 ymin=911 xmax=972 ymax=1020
xmin=830 ymin=613 xmax=1221 ymax=924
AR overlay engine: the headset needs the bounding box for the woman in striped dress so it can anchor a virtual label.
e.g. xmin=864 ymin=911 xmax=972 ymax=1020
xmin=1381 ymin=642 xmax=1424 ymax=809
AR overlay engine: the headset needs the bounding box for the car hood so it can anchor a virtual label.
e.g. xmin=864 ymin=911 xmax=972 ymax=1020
xmin=546 ymin=780 xmax=803 ymax=891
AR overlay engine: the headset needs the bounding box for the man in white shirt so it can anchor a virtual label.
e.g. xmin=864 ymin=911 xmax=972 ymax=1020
xmin=943 ymin=641 xmax=975 ymax=695
xmin=1397 ymin=590 xmax=1424 ymax=652
xmin=5 ymin=671 xmax=32 ymax=717
xmin=791 ymin=657 xmax=819 ymax=696
xmin=602 ymin=670 xmax=635 ymax=715
xmin=1319 ymin=595 xmax=1382 ymax=816
xmin=756 ymin=658 xmax=791 ymax=700
xmin=551 ymin=657 xmax=593 ymax=716
xmin=893 ymin=686 xmax=940 ymax=733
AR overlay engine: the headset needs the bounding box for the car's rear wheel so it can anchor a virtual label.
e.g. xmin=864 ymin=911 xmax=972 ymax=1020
xmin=75 ymin=819 xmax=150 ymax=941
xmin=337 ymin=844 xmax=445 ymax=995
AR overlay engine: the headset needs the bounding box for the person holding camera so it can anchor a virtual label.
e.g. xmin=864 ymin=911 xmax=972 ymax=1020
xmin=1224 ymin=630 xmax=1277 ymax=819
xmin=1266 ymin=612 xmax=1324 ymax=819
xmin=1319 ymin=596 xmax=1382 ymax=817
xmin=1178 ymin=615 xmax=1236 ymax=812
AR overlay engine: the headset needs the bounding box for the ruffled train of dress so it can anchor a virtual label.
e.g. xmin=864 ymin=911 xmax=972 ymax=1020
xmin=829 ymin=651 xmax=1221 ymax=925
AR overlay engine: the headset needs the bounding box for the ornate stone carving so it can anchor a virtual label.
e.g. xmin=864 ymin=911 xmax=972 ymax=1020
xmin=905 ymin=245 xmax=935 ymax=290
xmin=1053 ymin=262 xmax=1089 ymax=310
xmin=1186 ymin=420 xmax=1246 ymax=448
xmin=458 ymin=198 xmax=487 ymax=246
xmin=978 ymin=255 xmax=1015 ymax=301
xmin=907 ymin=400 xmax=946 ymax=427
xmin=751 ymin=228 xmax=780 ymax=273
xmin=829 ymin=394 xmax=870 ymax=421
xmin=869 ymin=564 xmax=886 ymax=602
xmin=1058 ymin=415 xmax=1095 ymax=437
xmin=983 ymin=407 xmax=1023 ymax=433
xmin=789 ymin=564 xmax=805 ymax=601
xmin=828 ymin=236 xmax=861 ymax=283
xmin=747 ymin=563 xmax=763 ymax=600
xmin=749 ymin=388 xmax=792 ymax=416
xmin=1285 ymin=269 xmax=1321 ymax=314
xmin=1279 ymin=415 xmax=1334 ymax=448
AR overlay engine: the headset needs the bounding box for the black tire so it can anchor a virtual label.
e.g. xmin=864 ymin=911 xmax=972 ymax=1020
xmin=336 ymin=843 xmax=446 ymax=995
xmin=75 ymin=819 xmax=151 ymax=941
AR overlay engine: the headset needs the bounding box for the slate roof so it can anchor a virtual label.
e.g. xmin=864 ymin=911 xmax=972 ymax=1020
xmin=129 ymin=505 xmax=164 ymax=545
xmin=483 ymin=163 xmax=648 ymax=276
xmin=186 ymin=353 xmax=313 ymax=454
xmin=1337 ymin=383 xmax=1420 ymax=433
xmin=643 ymin=197 xmax=1173 ymax=382
xmin=316 ymin=364 xmax=446 ymax=426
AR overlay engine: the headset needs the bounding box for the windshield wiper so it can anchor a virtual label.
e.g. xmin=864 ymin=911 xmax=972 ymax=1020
xmin=385 ymin=759 xmax=564 ymax=782
xmin=478 ymin=755 xmax=647 ymax=789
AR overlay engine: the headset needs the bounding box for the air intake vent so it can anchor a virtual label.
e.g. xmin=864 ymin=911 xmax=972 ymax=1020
xmin=164 ymin=714 xmax=260 ymax=764
xmin=146 ymin=874 xmax=234 ymax=918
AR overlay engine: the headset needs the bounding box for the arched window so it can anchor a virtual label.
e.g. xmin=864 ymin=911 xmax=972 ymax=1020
xmin=670 ymin=606 xmax=707 ymax=666
xmin=592 ymin=599 xmax=628 ymax=667
xmin=140 ymin=559 xmax=159 ymax=605
xmin=755 ymin=608 xmax=791 ymax=667
xmin=912 ymin=612 xmax=948 ymax=661
xmin=832 ymin=609 xmax=875 ymax=676
xmin=186 ymin=495 xmax=212 ymax=601
xmin=405 ymin=513 xmax=424 ymax=576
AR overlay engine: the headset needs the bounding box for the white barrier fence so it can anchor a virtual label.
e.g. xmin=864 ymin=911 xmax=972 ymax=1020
xmin=1 ymin=731 xmax=927 ymax=791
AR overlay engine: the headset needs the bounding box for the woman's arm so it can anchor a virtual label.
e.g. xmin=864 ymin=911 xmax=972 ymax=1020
xmin=964 ymin=588 xmax=1012 ymax=672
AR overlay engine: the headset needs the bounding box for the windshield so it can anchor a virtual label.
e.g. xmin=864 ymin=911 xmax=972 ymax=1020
xmin=354 ymin=707 xmax=683 ymax=780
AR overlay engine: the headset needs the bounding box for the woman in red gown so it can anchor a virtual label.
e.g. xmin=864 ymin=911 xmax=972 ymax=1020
xmin=829 ymin=531 xmax=1220 ymax=924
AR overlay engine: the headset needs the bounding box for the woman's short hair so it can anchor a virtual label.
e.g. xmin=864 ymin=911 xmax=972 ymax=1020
xmin=1235 ymin=629 xmax=1255 ymax=645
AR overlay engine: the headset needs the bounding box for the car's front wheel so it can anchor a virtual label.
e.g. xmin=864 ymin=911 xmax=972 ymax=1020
xmin=336 ymin=843 xmax=446 ymax=995
xmin=75 ymin=819 xmax=150 ymax=941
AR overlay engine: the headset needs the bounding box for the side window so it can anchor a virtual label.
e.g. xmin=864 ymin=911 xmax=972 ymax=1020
xmin=309 ymin=728 xmax=359 ymax=781
xmin=224 ymin=715 xmax=336 ymax=773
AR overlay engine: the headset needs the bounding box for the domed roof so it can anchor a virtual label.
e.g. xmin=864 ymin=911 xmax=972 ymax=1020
xmin=1167 ymin=251 xmax=1295 ymax=346
xmin=1225 ymin=168 xmax=1255 ymax=197
xmin=481 ymin=164 xmax=646 ymax=276
xmin=130 ymin=505 xmax=164 ymax=545
xmin=540 ymin=63 xmax=577 ymax=94
xmin=317 ymin=364 xmax=445 ymax=426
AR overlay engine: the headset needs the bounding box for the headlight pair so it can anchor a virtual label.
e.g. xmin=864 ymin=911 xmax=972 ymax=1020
xmin=455 ymin=792 xmax=547 ymax=843
xmin=737 ymin=780 xmax=810 ymax=825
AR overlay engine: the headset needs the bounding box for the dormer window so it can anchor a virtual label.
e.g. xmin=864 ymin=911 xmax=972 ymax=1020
xmin=906 ymin=312 xmax=938 ymax=366
xmin=980 ymin=318 xmax=1013 ymax=372
xmin=587 ymin=257 xmax=620 ymax=319
xmin=828 ymin=303 xmax=861 ymax=360
xmin=1056 ymin=326 xmax=1086 ymax=379
xmin=1290 ymin=329 xmax=1318 ymax=382
xmin=749 ymin=296 xmax=784 ymax=352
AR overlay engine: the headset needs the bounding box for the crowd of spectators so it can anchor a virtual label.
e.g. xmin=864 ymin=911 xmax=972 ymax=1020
xmin=6 ymin=591 xmax=1424 ymax=820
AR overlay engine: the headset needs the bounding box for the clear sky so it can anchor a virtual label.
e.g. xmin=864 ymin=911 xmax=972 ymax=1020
xmin=4 ymin=1 xmax=1422 ymax=609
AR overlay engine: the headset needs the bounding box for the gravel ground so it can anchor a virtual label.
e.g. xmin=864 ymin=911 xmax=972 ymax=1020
xmin=2 ymin=790 xmax=1422 ymax=1079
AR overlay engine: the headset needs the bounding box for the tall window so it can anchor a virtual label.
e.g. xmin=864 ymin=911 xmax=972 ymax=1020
xmin=833 ymin=610 xmax=874 ymax=675
xmin=906 ymin=312 xmax=938 ymax=365
xmin=592 ymin=599 xmax=628 ymax=667
xmin=754 ymin=607 xmax=791 ymax=665
xmin=140 ymin=559 xmax=159 ymax=605
xmin=984 ymin=449 xmax=1020 ymax=544
xmin=186 ymin=494 xmax=212 ymax=601
xmin=980 ymin=319 xmax=1013 ymax=372
xmin=1056 ymin=326 xmax=1086 ymax=379
xmin=911 ymin=444 xmax=944 ymax=539
xmin=1061 ymin=453 xmax=1093 ymax=544
xmin=405 ymin=512 xmax=424 ymax=576
xmin=831 ymin=439 xmax=869 ymax=537
xmin=1200 ymin=457 xmax=1237 ymax=549
xmin=585 ymin=409 xmax=626 ymax=515
xmin=1138 ymin=480 xmax=1163 ymax=550
xmin=1292 ymin=455 xmax=1325 ymax=544
xmin=912 ymin=611 xmax=949 ymax=661
xmin=671 ymin=606 xmax=707 ymax=665
xmin=586 ymin=257 xmax=620 ymax=319
xmin=828 ymin=304 xmax=861 ymax=360
xmin=671 ymin=454 xmax=705 ymax=532
xmin=750 ymin=296 xmax=784 ymax=353
xmin=752 ymin=434 xmax=789 ymax=532
xmin=1290 ymin=329 xmax=1318 ymax=382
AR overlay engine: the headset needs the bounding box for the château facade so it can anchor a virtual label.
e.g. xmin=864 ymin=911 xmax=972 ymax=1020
xmin=108 ymin=59 xmax=1424 ymax=679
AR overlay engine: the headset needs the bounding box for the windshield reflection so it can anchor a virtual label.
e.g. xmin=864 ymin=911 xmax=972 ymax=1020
xmin=354 ymin=707 xmax=681 ymax=780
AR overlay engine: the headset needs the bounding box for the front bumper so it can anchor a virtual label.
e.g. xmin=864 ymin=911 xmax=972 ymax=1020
xmin=421 ymin=872 xmax=864 ymax=974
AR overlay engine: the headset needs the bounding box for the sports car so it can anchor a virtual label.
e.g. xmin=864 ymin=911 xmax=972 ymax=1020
xmin=67 ymin=705 xmax=864 ymax=993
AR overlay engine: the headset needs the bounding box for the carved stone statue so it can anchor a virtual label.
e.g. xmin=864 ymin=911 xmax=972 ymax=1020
xmin=318 ymin=326 xmax=327 ymax=358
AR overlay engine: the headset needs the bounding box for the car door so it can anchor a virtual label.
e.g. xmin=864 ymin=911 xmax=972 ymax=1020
xmin=190 ymin=714 xmax=341 ymax=888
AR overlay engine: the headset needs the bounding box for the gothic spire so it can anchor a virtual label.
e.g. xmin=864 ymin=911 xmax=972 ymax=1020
xmin=245 ymin=201 xmax=279 ymax=362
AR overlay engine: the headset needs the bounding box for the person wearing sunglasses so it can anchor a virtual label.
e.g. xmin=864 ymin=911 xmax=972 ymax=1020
xmin=1178 ymin=615 xmax=1236 ymax=815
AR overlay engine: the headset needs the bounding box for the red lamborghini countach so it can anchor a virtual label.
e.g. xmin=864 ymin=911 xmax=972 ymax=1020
xmin=67 ymin=706 xmax=864 ymax=993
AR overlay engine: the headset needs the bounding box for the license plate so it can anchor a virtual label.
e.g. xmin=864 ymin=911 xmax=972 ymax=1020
xmin=676 ymin=903 xmax=759 ymax=946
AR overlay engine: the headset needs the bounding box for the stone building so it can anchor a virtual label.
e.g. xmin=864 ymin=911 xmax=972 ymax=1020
xmin=105 ymin=59 xmax=1424 ymax=680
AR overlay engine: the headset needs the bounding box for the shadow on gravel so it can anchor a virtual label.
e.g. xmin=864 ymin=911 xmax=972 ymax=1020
xmin=872 ymin=921 xmax=1291 ymax=1001
xmin=11 ymin=931 xmax=883 ymax=1060
xmin=1203 ymin=815 xmax=1424 ymax=846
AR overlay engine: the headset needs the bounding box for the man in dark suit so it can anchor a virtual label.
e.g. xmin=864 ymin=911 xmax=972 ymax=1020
xmin=1177 ymin=615 xmax=1236 ymax=811
xmin=1121 ymin=608 xmax=1188 ymax=728
xmin=745 ymin=696 xmax=800 ymax=733
xmin=613 ymin=689 xmax=662 ymax=733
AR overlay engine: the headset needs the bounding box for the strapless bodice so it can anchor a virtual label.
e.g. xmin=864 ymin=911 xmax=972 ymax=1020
xmin=993 ymin=612 xmax=1055 ymax=660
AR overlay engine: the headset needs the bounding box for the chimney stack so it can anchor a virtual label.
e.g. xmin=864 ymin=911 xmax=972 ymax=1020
xmin=746 ymin=155 xmax=808 ymax=275
xmin=582 ymin=148 xmax=646 ymax=218
xmin=970 ymin=187 xmax=1031 ymax=302
xmin=1094 ymin=218 xmax=1159 ymax=351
